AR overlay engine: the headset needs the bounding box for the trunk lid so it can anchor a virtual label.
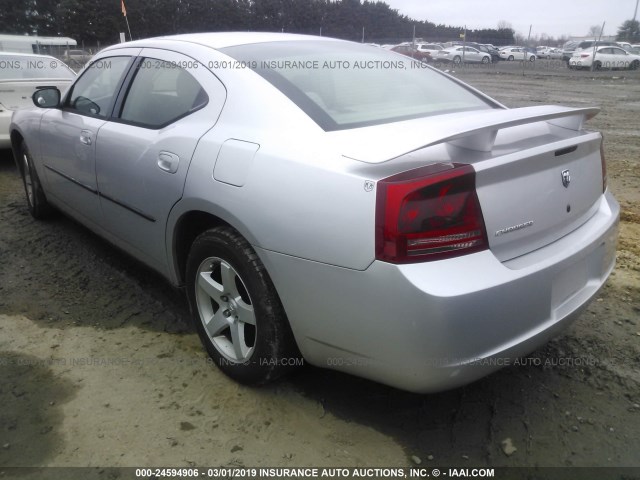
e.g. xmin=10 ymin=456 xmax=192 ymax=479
xmin=474 ymin=126 xmax=603 ymax=262
xmin=334 ymin=105 xmax=604 ymax=263
xmin=0 ymin=79 xmax=73 ymax=110
xmin=0 ymin=54 xmax=75 ymax=110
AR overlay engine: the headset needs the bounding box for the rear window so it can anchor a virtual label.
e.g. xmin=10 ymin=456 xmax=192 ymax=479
xmin=0 ymin=55 xmax=75 ymax=80
xmin=221 ymin=41 xmax=494 ymax=131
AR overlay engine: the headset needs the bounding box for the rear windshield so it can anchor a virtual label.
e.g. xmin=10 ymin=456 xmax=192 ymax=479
xmin=221 ymin=41 xmax=494 ymax=131
xmin=0 ymin=55 xmax=76 ymax=80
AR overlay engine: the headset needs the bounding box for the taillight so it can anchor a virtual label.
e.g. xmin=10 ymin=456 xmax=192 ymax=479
xmin=375 ymin=163 xmax=488 ymax=263
xmin=600 ymin=137 xmax=607 ymax=193
xmin=581 ymin=54 xmax=590 ymax=58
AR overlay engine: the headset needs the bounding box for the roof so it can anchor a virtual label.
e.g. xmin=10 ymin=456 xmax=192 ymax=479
xmin=108 ymin=32 xmax=339 ymax=51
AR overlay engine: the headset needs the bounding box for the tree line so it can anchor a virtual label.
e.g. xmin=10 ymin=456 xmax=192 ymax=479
xmin=0 ymin=0 xmax=516 ymax=46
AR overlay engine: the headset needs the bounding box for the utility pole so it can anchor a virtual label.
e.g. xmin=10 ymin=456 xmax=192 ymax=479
xmin=634 ymin=0 xmax=639 ymax=21
xmin=462 ymin=25 xmax=466 ymax=64
xmin=591 ymin=21 xmax=605 ymax=72
xmin=523 ymin=24 xmax=532 ymax=76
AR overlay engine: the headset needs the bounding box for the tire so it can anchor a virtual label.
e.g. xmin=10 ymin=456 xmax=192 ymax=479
xmin=594 ymin=61 xmax=602 ymax=70
xmin=529 ymin=56 xmax=535 ymax=62
xmin=481 ymin=56 xmax=490 ymax=64
xmin=19 ymin=141 xmax=53 ymax=219
xmin=185 ymin=226 xmax=300 ymax=385
xmin=630 ymin=60 xmax=639 ymax=70
xmin=508 ymin=55 xmax=514 ymax=61
xmin=453 ymin=56 xmax=461 ymax=65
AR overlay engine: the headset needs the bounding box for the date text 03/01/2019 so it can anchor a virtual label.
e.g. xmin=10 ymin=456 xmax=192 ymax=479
xmin=134 ymin=467 xmax=496 ymax=478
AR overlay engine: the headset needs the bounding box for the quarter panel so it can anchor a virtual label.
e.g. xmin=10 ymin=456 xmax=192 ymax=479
xmin=171 ymin=64 xmax=379 ymax=272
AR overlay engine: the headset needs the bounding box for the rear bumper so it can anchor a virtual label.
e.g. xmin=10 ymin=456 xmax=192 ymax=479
xmin=569 ymin=59 xmax=589 ymax=68
xmin=257 ymin=191 xmax=619 ymax=393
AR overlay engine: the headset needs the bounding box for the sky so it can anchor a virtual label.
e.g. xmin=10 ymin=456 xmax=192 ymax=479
xmin=383 ymin=0 xmax=639 ymax=39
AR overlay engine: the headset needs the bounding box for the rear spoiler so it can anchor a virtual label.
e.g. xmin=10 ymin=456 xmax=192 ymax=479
xmin=336 ymin=106 xmax=600 ymax=163
xmin=440 ymin=106 xmax=598 ymax=154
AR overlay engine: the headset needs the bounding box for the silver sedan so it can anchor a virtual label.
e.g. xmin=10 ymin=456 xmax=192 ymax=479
xmin=436 ymin=46 xmax=492 ymax=64
xmin=9 ymin=33 xmax=619 ymax=393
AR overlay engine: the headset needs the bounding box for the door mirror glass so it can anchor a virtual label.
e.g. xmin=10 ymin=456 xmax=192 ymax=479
xmin=73 ymin=95 xmax=101 ymax=116
xmin=32 ymin=88 xmax=61 ymax=108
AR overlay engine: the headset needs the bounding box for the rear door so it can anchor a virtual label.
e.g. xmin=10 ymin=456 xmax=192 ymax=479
xmin=94 ymin=49 xmax=226 ymax=269
xmin=465 ymin=47 xmax=481 ymax=62
xmin=610 ymin=47 xmax=632 ymax=68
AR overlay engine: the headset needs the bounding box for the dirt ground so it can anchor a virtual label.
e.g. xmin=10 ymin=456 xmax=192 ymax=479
xmin=1 ymin=60 xmax=639 ymax=475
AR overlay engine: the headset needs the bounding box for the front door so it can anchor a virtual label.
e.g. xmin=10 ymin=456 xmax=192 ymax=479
xmin=40 ymin=54 xmax=137 ymax=222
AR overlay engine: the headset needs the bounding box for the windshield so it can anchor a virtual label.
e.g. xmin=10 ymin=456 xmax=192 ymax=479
xmin=0 ymin=55 xmax=76 ymax=80
xmin=221 ymin=41 xmax=494 ymax=131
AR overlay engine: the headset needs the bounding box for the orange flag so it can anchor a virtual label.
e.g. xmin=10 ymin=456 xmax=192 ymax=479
xmin=121 ymin=0 xmax=127 ymax=17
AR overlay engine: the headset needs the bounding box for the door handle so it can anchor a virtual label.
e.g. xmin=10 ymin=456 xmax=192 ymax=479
xmin=79 ymin=130 xmax=92 ymax=146
xmin=157 ymin=151 xmax=180 ymax=174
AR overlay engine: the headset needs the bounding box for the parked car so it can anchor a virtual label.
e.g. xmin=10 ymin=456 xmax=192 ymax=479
xmin=9 ymin=33 xmax=618 ymax=393
xmin=63 ymin=49 xmax=93 ymax=64
xmin=562 ymin=41 xmax=620 ymax=65
xmin=415 ymin=43 xmax=443 ymax=61
xmin=573 ymin=40 xmax=619 ymax=54
xmin=561 ymin=40 xmax=581 ymax=63
xmin=464 ymin=42 xmax=500 ymax=63
xmin=436 ymin=46 xmax=492 ymax=64
xmin=569 ymin=45 xmax=640 ymax=70
xmin=538 ymin=48 xmax=563 ymax=60
xmin=499 ymin=47 xmax=536 ymax=61
xmin=390 ymin=44 xmax=430 ymax=62
xmin=0 ymin=52 xmax=75 ymax=148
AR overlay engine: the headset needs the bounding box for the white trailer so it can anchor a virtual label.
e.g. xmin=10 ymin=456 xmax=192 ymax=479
xmin=0 ymin=34 xmax=77 ymax=55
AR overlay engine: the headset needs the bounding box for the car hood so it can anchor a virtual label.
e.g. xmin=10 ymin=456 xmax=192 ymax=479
xmin=327 ymin=105 xmax=599 ymax=163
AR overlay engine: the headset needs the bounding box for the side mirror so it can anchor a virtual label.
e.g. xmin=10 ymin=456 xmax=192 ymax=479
xmin=32 ymin=88 xmax=61 ymax=108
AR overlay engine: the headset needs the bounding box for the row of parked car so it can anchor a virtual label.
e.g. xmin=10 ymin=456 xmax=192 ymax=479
xmin=390 ymin=42 xmax=494 ymax=64
xmin=389 ymin=42 xmax=544 ymax=64
xmin=388 ymin=40 xmax=640 ymax=68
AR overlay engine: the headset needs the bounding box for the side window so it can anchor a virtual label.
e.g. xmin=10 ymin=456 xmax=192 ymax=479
xmin=119 ymin=59 xmax=209 ymax=128
xmin=67 ymin=57 xmax=131 ymax=118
